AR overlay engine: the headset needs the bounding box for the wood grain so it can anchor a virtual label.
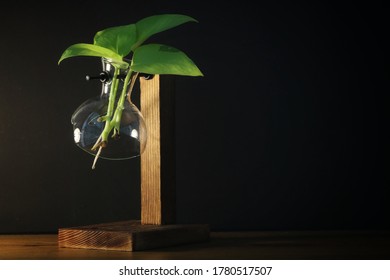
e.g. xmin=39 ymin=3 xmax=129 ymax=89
xmin=58 ymin=220 xmax=209 ymax=252
xmin=140 ymin=75 xmax=176 ymax=225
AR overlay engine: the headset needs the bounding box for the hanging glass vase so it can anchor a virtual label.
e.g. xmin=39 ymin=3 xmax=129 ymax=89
xmin=71 ymin=58 xmax=147 ymax=160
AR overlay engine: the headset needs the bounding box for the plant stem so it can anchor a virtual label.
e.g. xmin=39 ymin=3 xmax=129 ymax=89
xmin=99 ymin=67 xmax=120 ymax=144
xmin=111 ymin=70 xmax=132 ymax=135
xmin=106 ymin=68 xmax=120 ymax=119
xmin=91 ymin=67 xmax=120 ymax=151
xmin=90 ymin=67 xmax=138 ymax=169
xmin=112 ymin=71 xmax=139 ymax=135
xmin=127 ymin=72 xmax=139 ymax=104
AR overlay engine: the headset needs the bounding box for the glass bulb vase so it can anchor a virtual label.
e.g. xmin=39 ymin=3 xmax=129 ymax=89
xmin=71 ymin=58 xmax=147 ymax=160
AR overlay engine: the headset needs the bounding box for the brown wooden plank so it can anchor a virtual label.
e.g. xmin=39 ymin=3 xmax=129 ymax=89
xmin=58 ymin=220 xmax=209 ymax=252
xmin=140 ymin=75 xmax=176 ymax=225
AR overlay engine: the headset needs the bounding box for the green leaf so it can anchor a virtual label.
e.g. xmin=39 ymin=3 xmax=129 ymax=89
xmin=94 ymin=24 xmax=137 ymax=57
xmin=58 ymin=43 xmax=123 ymax=64
xmin=132 ymin=14 xmax=198 ymax=50
xmin=131 ymin=44 xmax=203 ymax=76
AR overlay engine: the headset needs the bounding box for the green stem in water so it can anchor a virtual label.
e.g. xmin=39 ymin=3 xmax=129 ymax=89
xmin=106 ymin=68 xmax=120 ymax=119
xmin=91 ymin=67 xmax=138 ymax=169
xmin=100 ymin=67 xmax=120 ymax=143
xmin=112 ymin=71 xmax=139 ymax=137
xmin=91 ymin=67 xmax=120 ymax=152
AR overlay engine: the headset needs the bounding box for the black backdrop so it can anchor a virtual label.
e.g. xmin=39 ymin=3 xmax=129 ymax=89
xmin=0 ymin=1 xmax=387 ymax=233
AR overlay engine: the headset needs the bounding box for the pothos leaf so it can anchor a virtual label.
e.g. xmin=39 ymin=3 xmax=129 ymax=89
xmin=94 ymin=24 xmax=137 ymax=57
xmin=58 ymin=43 xmax=123 ymax=64
xmin=131 ymin=14 xmax=198 ymax=51
xmin=131 ymin=44 xmax=203 ymax=76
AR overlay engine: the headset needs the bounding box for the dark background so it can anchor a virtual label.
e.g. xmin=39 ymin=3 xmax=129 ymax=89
xmin=0 ymin=1 xmax=387 ymax=233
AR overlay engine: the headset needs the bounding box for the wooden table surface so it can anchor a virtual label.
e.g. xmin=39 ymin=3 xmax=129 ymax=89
xmin=1 ymin=231 xmax=390 ymax=260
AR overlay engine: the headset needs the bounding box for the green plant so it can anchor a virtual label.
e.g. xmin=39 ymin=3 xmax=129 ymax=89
xmin=58 ymin=14 xmax=203 ymax=168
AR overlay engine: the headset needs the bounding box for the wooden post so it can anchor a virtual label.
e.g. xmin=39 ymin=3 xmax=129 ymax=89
xmin=58 ymin=75 xmax=209 ymax=251
xmin=140 ymin=75 xmax=175 ymax=225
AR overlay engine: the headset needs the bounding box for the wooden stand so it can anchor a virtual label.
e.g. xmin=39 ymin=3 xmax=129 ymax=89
xmin=58 ymin=75 xmax=209 ymax=251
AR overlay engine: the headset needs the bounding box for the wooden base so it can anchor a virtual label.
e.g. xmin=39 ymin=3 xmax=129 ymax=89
xmin=58 ymin=220 xmax=209 ymax=251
